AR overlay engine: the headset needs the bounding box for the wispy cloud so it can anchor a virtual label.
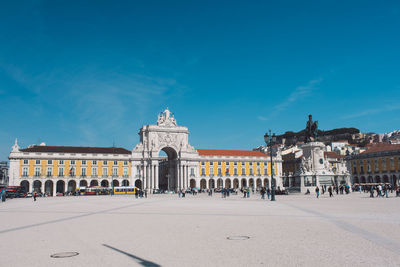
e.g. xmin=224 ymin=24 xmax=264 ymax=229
xmin=342 ymin=104 xmax=400 ymax=119
xmin=258 ymin=78 xmax=323 ymax=121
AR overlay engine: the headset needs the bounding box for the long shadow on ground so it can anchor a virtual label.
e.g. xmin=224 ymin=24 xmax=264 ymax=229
xmin=103 ymin=244 xmax=160 ymax=267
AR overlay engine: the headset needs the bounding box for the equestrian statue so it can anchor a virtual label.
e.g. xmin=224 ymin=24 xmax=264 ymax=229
xmin=305 ymin=114 xmax=318 ymax=143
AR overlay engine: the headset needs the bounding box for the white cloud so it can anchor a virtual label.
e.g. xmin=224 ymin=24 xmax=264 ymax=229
xmin=342 ymin=104 xmax=400 ymax=119
xmin=258 ymin=78 xmax=323 ymax=121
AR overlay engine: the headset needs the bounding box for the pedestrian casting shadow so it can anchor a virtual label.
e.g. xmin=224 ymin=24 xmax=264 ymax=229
xmin=103 ymin=244 xmax=161 ymax=267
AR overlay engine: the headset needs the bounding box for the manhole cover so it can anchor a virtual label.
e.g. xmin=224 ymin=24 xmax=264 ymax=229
xmin=50 ymin=252 xmax=79 ymax=258
xmin=227 ymin=236 xmax=250 ymax=240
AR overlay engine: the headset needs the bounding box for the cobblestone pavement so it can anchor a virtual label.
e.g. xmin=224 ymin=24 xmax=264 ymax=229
xmin=1 ymin=192 xmax=399 ymax=267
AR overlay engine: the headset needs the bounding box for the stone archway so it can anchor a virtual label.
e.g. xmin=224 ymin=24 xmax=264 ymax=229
xmin=45 ymin=180 xmax=53 ymax=196
xmin=20 ymin=180 xmax=29 ymax=193
xmin=101 ymin=180 xmax=109 ymax=187
xmin=33 ymin=180 xmax=42 ymax=193
xmin=135 ymin=179 xmax=142 ymax=189
xmin=190 ymin=179 xmax=196 ymax=189
xmin=241 ymin=178 xmax=247 ymax=187
xmin=68 ymin=180 xmax=76 ymax=193
xmin=158 ymin=146 xmax=178 ymax=191
xmin=90 ymin=180 xmax=98 ymax=187
xmin=56 ymin=180 xmax=65 ymax=194
xmin=80 ymin=180 xmax=88 ymax=187
xmin=225 ymin=179 xmax=231 ymax=189
xmin=200 ymin=179 xmax=206 ymax=189
xmin=122 ymin=179 xmax=129 ymax=186
xmin=233 ymin=178 xmax=239 ymax=189
xmin=209 ymin=179 xmax=215 ymax=189
xmin=132 ymin=108 xmax=199 ymax=193
xmin=112 ymin=180 xmax=119 ymax=187
xmin=217 ymin=178 xmax=223 ymax=188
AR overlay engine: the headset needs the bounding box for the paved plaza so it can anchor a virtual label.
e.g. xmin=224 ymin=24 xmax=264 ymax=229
xmin=0 ymin=192 xmax=399 ymax=267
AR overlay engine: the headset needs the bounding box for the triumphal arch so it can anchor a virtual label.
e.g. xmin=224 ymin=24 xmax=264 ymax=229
xmin=131 ymin=108 xmax=199 ymax=191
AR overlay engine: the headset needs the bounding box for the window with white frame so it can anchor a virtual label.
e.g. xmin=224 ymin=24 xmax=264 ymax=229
xmin=92 ymin=160 xmax=97 ymax=165
xmin=47 ymin=167 xmax=52 ymax=176
xmin=81 ymin=167 xmax=86 ymax=177
xmin=113 ymin=167 xmax=118 ymax=176
xmin=103 ymin=167 xmax=108 ymax=177
xmin=114 ymin=160 xmax=118 ymax=166
xmin=34 ymin=167 xmax=40 ymax=176
xmin=58 ymin=167 xmax=64 ymax=176
xmin=190 ymin=168 xmax=195 ymax=177
xmin=123 ymin=168 xmax=128 ymax=177
xmin=82 ymin=160 xmax=86 ymax=165
xmin=23 ymin=160 xmax=28 ymax=165
xmin=48 ymin=160 xmax=52 ymax=165
xmin=242 ymin=167 xmax=246 ymax=175
xmin=201 ymin=168 xmax=205 ymax=176
xmin=35 ymin=160 xmax=41 ymax=165
xmin=70 ymin=160 xmax=75 ymax=165
xmin=390 ymin=157 xmax=394 ymax=170
xmin=210 ymin=168 xmax=214 ymax=176
xmin=382 ymin=158 xmax=386 ymax=171
xmin=234 ymin=168 xmax=238 ymax=175
xmin=367 ymin=160 xmax=371 ymax=172
xmin=218 ymin=168 xmax=222 ymax=176
xmin=136 ymin=166 xmax=141 ymax=177
xmin=103 ymin=160 xmax=107 ymax=165
xmin=59 ymin=160 xmax=64 ymax=165
xmin=92 ymin=167 xmax=97 ymax=177
xmin=22 ymin=167 xmax=28 ymax=177
xmin=69 ymin=167 xmax=75 ymax=176
xmin=124 ymin=161 xmax=128 ymax=166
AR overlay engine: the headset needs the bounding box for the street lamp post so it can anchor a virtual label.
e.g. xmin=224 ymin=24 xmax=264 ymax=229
xmin=264 ymin=130 xmax=277 ymax=201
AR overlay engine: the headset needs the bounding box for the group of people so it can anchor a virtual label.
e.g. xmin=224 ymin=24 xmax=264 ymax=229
xmin=260 ymin=187 xmax=271 ymax=200
xmin=309 ymin=184 xmax=351 ymax=198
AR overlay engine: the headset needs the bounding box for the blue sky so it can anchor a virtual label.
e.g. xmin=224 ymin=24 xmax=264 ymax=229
xmin=1 ymin=0 xmax=400 ymax=160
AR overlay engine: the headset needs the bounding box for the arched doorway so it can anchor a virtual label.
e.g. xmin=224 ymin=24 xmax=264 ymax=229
xmin=375 ymin=176 xmax=381 ymax=183
xmin=122 ymin=179 xmax=129 ymax=186
xmin=200 ymin=179 xmax=206 ymax=189
xmin=225 ymin=179 xmax=231 ymax=188
xmin=383 ymin=175 xmax=389 ymax=183
xmin=101 ymin=180 xmax=109 ymax=187
xmin=209 ymin=179 xmax=215 ymax=189
xmin=45 ymin=180 xmax=53 ymax=196
xmin=264 ymin=178 xmax=269 ymax=187
xmin=241 ymin=178 xmax=247 ymax=187
xmin=80 ymin=180 xmax=87 ymax=187
xmin=360 ymin=177 xmax=366 ymax=183
xmin=190 ymin=179 xmax=196 ymax=189
xmin=56 ymin=180 xmax=65 ymax=194
xmin=135 ymin=179 xmax=142 ymax=189
xmin=256 ymin=178 xmax=262 ymax=188
xmin=367 ymin=176 xmax=373 ymax=183
xmin=233 ymin=178 xmax=239 ymax=189
xmin=393 ymin=175 xmax=397 ymax=187
xmin=33 ymin=180 xmax=42 ymax=193
xmin=249 ymin=178 xmax=254 ymax=188
xmin=158 ymin=147 xmax=178 ymax=191
xmin=355 ymin=177 xmax=360 ymax=184
xmin=217 ymin=178 xmax=223 ymax=188
xmin=20 ymin=180 xmax=29 ymax=192
xmin=90 ymin=180 xmax=98 ymax=187
xmin=68 ymin=180 xmax=76 ymax=193
xmin=112 ymin=180 xmax=119 ymax=187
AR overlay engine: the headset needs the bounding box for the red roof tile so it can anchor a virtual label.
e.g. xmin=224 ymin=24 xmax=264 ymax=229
xmin=197 ymin=149 xmax=269 ymax=157
xmin=20 ymin=146 xmax=131 ymax=154
xmin=324 ymin=151 xmax=344 ymax=159
xmin=361 ymin=143 xmax=400 ymax=154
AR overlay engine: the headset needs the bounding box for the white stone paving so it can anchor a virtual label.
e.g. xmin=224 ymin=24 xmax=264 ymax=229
xmin=0 ymin=192 xmax=400 ymax=267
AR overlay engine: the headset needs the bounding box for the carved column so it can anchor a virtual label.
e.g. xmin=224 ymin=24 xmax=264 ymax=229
xmin=155 ymin=163 xmax=159 ymax=189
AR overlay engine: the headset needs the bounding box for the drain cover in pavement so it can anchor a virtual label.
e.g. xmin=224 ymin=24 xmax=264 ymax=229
xmin=50 ymin=252 xmax=79 ymax=258
xmin=227 ymin=236 xmax=250 ymax=240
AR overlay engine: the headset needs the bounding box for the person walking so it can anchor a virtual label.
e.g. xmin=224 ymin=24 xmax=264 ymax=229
xmin=267 ymin=187 xmax=271 ymax=200
xmin=261 ymin=187 xmax=266 ymax=200
xmin=328 ymin=186 xmax=333 ymax=197
xmin=0 ymin=188 xmax=5 ymax=202
xmin=384 ymin=184 xmax=389 ymax=198
xmin=33 ymin=191 xmax=37 ymax=201
xmin=315 ymin=186 xmax=320 ymax=198
xmin=369 ymin=186 xmax=374 ymax=198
